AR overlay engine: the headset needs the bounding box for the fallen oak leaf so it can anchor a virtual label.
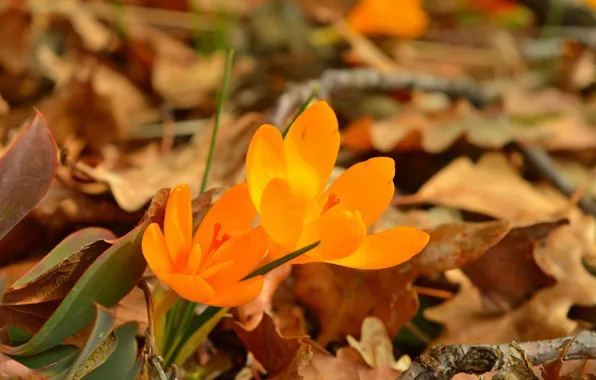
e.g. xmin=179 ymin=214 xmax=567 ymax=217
xmin=462 ymin=218 xmax=567 ymax=312
xmin=294 ymin=220 xmax=510 ymax=346
xmin=346 ymin=316 xmax=405 ymax=371
xmin=232 ymin=312 xmax=396 ymax=380
xmin=425 ymin=204 xmax=596 ymax=346
xmin=395 ymin=153 xmax=561 ymax=222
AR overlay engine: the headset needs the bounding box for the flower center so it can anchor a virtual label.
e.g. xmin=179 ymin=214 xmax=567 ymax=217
xmin=207 ymin=222 xmax=231 ymax=257
xmin=322 ymin=193 xmax=341 ymax=215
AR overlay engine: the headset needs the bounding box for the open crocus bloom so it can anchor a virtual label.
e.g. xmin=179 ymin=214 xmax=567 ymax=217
xmin=346 ymin=0 xmax=428 ymax=39
xmin=142 ymin=183 xmax=267 ymax=307
xmin=246 ymin=101 xmax=429 ymax=269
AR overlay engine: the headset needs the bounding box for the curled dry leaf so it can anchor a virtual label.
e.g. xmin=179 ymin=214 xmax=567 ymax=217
xmin=462 ymin=219 xmax=567 ymax=312
xmin=294 ymin=219 xmax=510 ymax=346
xmin=2 ymin=239 xmax=112 ymax=305
xmin=346 ymin=316 xmax=406 ymax=371
xmin=426 ymin=210 xmax=596 ymax=345
xmin=35 ymin=73 xmax=124 ymax=153
xmin=232 ymin=312 xmax=400 ymax=380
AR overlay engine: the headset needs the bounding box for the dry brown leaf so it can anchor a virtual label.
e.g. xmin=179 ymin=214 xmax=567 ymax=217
xmin=425 ymin=208 xmax=596 ymax=345
xmin=152 ymin=52 xmax=226 ymax=108
xmin=294 ymin=220 xmax=510 ymax=346
xmin=0 ymin=8 xmax=30 ymax=75
xmin=342 ymin=104 xmax=552 ymax=154
xmin=2 ymin=239 xmax=112 ymax=306
xmin=34 ymin=73 xmax=124 ymax=153
xmin=83 ymin=112 xmax=264 ymax=212
xmin=504 ymin=89 xmax=581 ymax=120
xmin=399 ymin=153 xmax=561 ymax=222
xmin=37 ymin=46 xmax=157 ymax=130
xmin=462 ymin=219 xmax=567 ymax=312
xmin=114 ymin=287 xmax=148 ymax=336
xmin=236 ymin=264 xmax=292 ymax=331
xmin=342 ymin=89 xmax=596 ymax=153
xmin=0 ymin=260 xmax=38 ymax=287
xmin=0 ymin=352 xmax=43 ymax=379
xmin=346 ymin=316 xmax=408 ymax=371
xmin=232 ymin=312 xmax=400 ymax=380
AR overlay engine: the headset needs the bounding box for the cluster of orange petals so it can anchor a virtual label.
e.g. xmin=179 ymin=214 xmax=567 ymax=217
xmin=346 ymin=0 xmax=429 ymax=38
xmin=246 ymin=101 xmax=429 ymax=270
xmin=142 ymin=183 xmax=267 ymax=307
xmin=142 ymin=101 xmax=430 ymax=307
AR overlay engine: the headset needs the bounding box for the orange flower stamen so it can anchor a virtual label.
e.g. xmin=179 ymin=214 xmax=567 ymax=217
xmin=322 ymin=193 xmax=341 ymax=214
xmin=207 ymin=222 xmax=231 ymax=258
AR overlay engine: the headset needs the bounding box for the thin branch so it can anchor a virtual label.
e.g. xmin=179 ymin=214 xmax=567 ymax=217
xmin=399 ymin=330 xmax=596 ymax=380
xmin=511 ymin=143 xmax=596 ymax=217
xmin=139 ymin=280 xmax=168 ymax=380
xmin=269 ymin=69 xmax=491 ymax=127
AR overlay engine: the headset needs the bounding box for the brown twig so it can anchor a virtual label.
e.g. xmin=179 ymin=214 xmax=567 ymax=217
xmin=399 ymin=330 xmax=596 ymax=379
xmin=269 ymin=69 xmax=491 ymax=127
xmin=139 ymin=280 xmax=168 ymax=380
xmin=511 ymin=143 xmax=596 ymax=217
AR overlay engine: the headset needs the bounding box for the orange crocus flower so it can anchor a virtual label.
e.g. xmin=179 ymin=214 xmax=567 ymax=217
xmin=245 ymin=101 xmax=429 ymax=269
xmin=142 ymin=183 xmax=267 ymax=307
xmin=346 ymin=0 xmax=429 ymax=39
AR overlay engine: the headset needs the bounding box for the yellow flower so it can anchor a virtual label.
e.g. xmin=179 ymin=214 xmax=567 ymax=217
xmin=246 ymin=101 xmax=429 ymax=269
xmin=346 ymin=0 xmax=428 ymax=39
xmin=142 ymin=183 xmax=267 ymax=307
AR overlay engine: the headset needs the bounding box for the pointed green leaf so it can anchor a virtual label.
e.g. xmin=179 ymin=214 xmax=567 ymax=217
xmin=12 ymin=228 xmax=116 ymax=287
xmin=65 ymin=305 xmax=117 ymax=379
xmin=9 ymin=345 xmax=78 ymax=370
xmin=35 ymin=350 xmax=79 ymax=377
xmin=0 ymin=112 xmax=58 ymax=241
xmin=84 ymin=322 xmax=138 ymax=380
xmin=125 ymin=355 xmax=144 ymax=380
xmin=1 ymin=220 xmax=148 ymax=355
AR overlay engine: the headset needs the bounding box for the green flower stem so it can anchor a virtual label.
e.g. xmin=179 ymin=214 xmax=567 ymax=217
xmin=200 ymin=48 xmax=234 ymax=193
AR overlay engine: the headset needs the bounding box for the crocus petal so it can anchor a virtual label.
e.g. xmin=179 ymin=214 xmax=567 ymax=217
xmin=208 ymin=227 xmax=268 ymax=287
xmin=325 ymin=226 xmax=429 ymax=269
xmin=142 ymin=223 xmax=175 ymax=279
xmin=200 ymin=260 xmax=235 ymax=280
xmin=246 ymin=125 xmax=287 ymax=211
xmin=164 ymin=273 xmax=217 ymax=304
xmin=187 ymin=244 xmax=202 ymax=275
xmin=193 ymin=183 xmax=257 ymax=252
xmin=164 ymin=185 xmax=193 ymax=267
xmin=325 ymin=157 xmax=395 ymax=227
xmin=260 ymin=178 xmax=309 ymax=249
xmin=208 ymin=276 xmax=264 ymax=307
xmin=346 ymin=0 xmax=428 ymax=39
xmin=296 ymin=208 xmax=366 ymax=262
xmin=284 ymin=101 xmax=340 ymax=199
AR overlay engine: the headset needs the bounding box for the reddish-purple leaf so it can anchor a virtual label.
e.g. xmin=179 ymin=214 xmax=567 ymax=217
xmin=0 ymin=112 xmax=58 ymax=241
